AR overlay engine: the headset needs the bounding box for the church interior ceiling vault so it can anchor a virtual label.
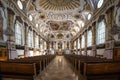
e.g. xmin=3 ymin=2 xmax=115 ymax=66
xmin=17 ymin=0 xmax=103 ymax=41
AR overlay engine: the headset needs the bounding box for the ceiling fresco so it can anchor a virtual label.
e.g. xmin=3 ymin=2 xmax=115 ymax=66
xmin=39 ymin=0 xmax=80 ymax=11
xmin=19 ymin=0 xmax=98 ymax=41
xmin=47 ymin=20 xmax=73 ymax=31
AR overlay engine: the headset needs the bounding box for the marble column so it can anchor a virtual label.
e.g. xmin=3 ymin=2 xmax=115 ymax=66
xmin=0 ymin=9 xmax=3 ymax=40
xmin=70 ymin=41 xmax=74 ymax=54
xmin=64 ymin=41 xmax=67 ymax=50
xmin=46 ymin=41 xmax=50 ymax=54
xmin=6 ymin=8 xmax=17 ymax=59
xmin=55 ymin=41 xmax=57 ymax=50
xmin=24 ymin=23 xmax=29 ymax=57
xmin=84 ymin=31 xmax=87 ymax=56
xmin=92 ymin=22 xmax=97 ymax=57
xmin=104 ymin=7 xmax=115 ymax=59
xmin=62 ymin=41 xmax=64 ymax=50
xmin=76 ymin=39 xmax=78 ymax=54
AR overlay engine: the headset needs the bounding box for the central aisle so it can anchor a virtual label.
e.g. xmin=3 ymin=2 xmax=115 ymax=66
xmin=38 ymin=56 xmax=78 ymax=80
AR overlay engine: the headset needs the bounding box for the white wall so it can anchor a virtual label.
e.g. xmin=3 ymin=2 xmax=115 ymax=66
xmin=16 ymin=49 xmax=24 ymax=55
xmin=29 ymin=50 xmax=33 ymax=57
xmin=9 ymin=50 xmax=18 ymax=59
xmin=35 ymin=51 xmax=40 ymax=56
xmin=65 ymin=50 xmax=70 ymax=54
xmin=97 ymin=49 xmax=105 ymax=55
xmin=82 ymin=51 xmax=85 ymax=55
xmin=87 ymin=50 xmax=94 ymax=56
xmin=104 ymin=50 xmax=113 ymax=59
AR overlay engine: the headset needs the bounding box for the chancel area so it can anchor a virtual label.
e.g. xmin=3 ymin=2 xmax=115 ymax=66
xmin=0 ymin=0 xmax=120 ymax=80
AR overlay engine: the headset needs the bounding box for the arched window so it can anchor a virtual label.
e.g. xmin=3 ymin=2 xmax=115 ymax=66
xmin=44 ymin=41 xmax=46 ymax=50
xmin=15 ymin=21 xmax=22 ymax=45
xmin=40 ymin=39 xmax=43 ymax=50
xmin=28 ymin=30 xmax=34 ymax=47
xmin=35 ymin=35 xmax=39 ymax=48
xmin=29 ymin=15 xmax=33 ymax=21
xmin=78 ymin=38 xmax=80 ymax=49
xmin=17 ymin=0 xmax=23 ymax=10
xmin=115 ymin=7 xmax=120 ymax=25
xmin=81 ymin=35 xmax=85 ymax=48
xmin=88 ymin=13 xmax=92 ymax=20
xmin=0 ymin=13 xmax=3 ymax=40
xmin=36 ymin=24 xmax=38 ymax=28
xmin=97 ymin=20 xmax=106 ymax=44
xmin=87 ymin=30 xmax=92 ymax=47
xmin=74 ymin=41 xmax=76 ymax=49
xmin=97 ymin=0 xmax=104 ymax=8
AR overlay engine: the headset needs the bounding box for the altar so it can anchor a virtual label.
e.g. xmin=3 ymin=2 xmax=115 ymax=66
xmin=58 ymin=49 xmax=63 ymax=54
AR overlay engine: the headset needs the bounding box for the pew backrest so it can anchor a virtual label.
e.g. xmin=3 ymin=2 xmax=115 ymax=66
xmin=84 ymin=62 xmax=120 ymax=76
xmin=0 ymin=62 xmax=37 ymax=78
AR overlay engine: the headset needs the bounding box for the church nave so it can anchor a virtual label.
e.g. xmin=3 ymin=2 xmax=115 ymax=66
xmin=38 ymin=56 xmax=78 ymax=80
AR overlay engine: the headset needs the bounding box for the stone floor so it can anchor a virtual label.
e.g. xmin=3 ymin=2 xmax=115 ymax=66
xmin=37 ymin=55 xmax=78 ymax=80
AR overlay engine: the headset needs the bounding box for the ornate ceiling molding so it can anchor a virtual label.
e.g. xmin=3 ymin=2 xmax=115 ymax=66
xmin=39 ymin=0 xmax=80 ymax=11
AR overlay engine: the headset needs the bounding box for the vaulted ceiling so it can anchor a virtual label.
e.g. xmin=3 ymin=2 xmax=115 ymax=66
xmin=17 ymin=0 xmax=102 ymax=41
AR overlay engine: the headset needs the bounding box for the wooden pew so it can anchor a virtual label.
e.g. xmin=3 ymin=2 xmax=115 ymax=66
xmin=77 ymin=57 xmax=106 ymax=74
xmin=0 ymin=62 xmax=37 ymax=80
xmin=64 ymin=54 xmax=105 ymax=71
xmin=2 ymin=60 xmax=41 ymax=74
xmin=9 ymin=54 xmax=55 ymax=71
xmin=64 ymin=54 xmax=120 ymax=80
xmin=83 ymin=62 xmax=120 ymax=80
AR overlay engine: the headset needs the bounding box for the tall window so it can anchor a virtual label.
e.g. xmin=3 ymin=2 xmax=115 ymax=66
xmin=36 ymin=24 xmax=38 ymax=28
xmin=28 ymin=30 xmax=34 ymax=47
xmin=44 ymin=41 xmax=46 ymax=50
xmin=97 ymin=20 xmax=106 ymax=44
xmin=81 ymin=35 xmax=85 ymax=48
xmin=15 ymin=21 xmax=22 ymax=45
xmin=35 ymin=35 xmax=39 ymax=48
xmin=17 ymin=0 xmax=23 ymax=10
xmin=78 ymin=38 xmax=80 ymax=49
xmin=40 ymin=39 xmax=43 ymax=50
xmin=97 ymin=0 xmax=104 ymax=8
xmin=87 ymin=30 xmax=92 ymax=47
xmin=74 ymin=41 xmax=76 ymax=49
xmin=0 ymin=14 xmax=3 ymax=40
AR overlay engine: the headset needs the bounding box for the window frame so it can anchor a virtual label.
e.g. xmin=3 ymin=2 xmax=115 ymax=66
xmin=15 ymin=21 xmax=23 ymax=45
xmin=87 ymin=30 xmax=92 ymax=47
xmin=17 ymin=0 xmax=23 ymax=10
xmin=81 ymin=35 xmax=85 ymax=48
xmin=96 ymin=19 xmax=106 ymax=45
xmin=28 ymin=29 xmax=34 ymax=48
xmin=35 ymin=35 xmax=39 ymax=48
xmin=97 ymin=0 xmax=104 ymax=8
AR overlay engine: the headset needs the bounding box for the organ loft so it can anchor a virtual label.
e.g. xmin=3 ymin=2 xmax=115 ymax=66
xmin=0 ymin=0 xmax=120 ymax=80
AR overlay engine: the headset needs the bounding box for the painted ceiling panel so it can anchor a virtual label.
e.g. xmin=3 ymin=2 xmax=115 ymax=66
xmin=23 ymin=0 xmax=96 ymax=40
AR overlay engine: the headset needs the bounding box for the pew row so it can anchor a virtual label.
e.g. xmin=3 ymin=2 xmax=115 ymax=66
xmin=0 ymin=62 xmax=37 ymax=80
xmin=64 ymin=54 xmax=120 ymax=80
xmin=0 ymin=54 xmax=56 ymax=80
xmin=84 ymin=62 xmax=120 ymax=80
